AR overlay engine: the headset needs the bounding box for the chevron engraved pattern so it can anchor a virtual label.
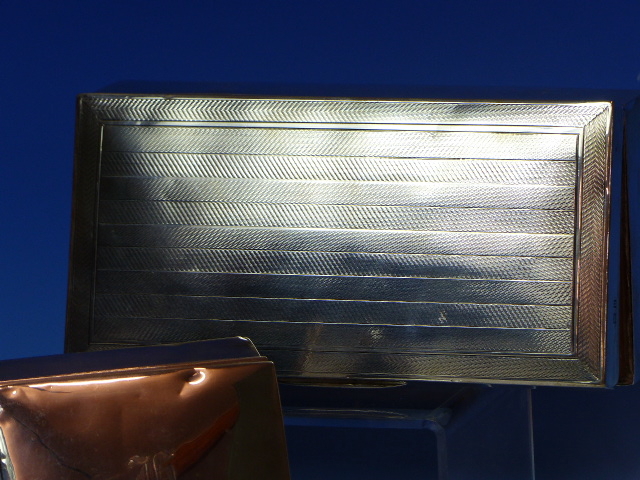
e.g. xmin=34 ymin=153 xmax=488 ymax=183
xmin=88 ymin=95 xmax=607 ymax=127
xmin=102 ymin=152 xmax=577 ymax=185
xmin=574 ymin=109 xmax=612 ymax=377
xmin=103 ymin=126 xmax=578 ymax=160
xmin=68 ymin=95 xmax=613 ymax=385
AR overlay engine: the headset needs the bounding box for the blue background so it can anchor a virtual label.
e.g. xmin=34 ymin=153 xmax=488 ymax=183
xmin=1 ymin=1 xmax=640 ymax=478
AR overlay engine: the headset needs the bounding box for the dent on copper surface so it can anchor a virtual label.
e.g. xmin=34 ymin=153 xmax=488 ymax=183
xmin=0 ymin=363 xmax=275 ymax=480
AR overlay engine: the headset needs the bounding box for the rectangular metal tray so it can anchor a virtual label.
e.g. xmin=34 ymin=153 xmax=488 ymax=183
xmin=66 ymin=94 xmax=616 ymax=386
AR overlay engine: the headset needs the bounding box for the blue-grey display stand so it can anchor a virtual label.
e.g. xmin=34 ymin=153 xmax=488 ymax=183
xmin=280 ymin=383 xmax=534 ymax=480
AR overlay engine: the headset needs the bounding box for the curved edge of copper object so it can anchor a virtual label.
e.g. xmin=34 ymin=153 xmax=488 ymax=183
xmin=0 ymin=362 xmax=274 ymax=480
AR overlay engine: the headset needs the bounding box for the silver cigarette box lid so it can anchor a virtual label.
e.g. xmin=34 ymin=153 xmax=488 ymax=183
xmin=65 ymin=93 xmax=636 ymax=387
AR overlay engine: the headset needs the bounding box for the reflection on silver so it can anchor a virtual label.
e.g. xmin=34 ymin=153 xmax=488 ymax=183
xmin=67 ymin=96 xmax=613 ymax=386
xmin=102 ymin=125 xmax=578 ymax=160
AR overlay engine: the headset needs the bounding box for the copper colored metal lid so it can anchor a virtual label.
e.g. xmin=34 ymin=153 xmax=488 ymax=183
xmin=0 ymin=338 xmax=290 ymax=480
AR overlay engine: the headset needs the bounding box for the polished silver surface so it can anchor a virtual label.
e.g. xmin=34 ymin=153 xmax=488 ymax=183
xmin=66 ymin=95 xmax=613 ymax=386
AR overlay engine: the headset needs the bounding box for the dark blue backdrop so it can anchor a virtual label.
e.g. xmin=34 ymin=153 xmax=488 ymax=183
xmin=1 ymin=2 xmax=639 ymax=478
